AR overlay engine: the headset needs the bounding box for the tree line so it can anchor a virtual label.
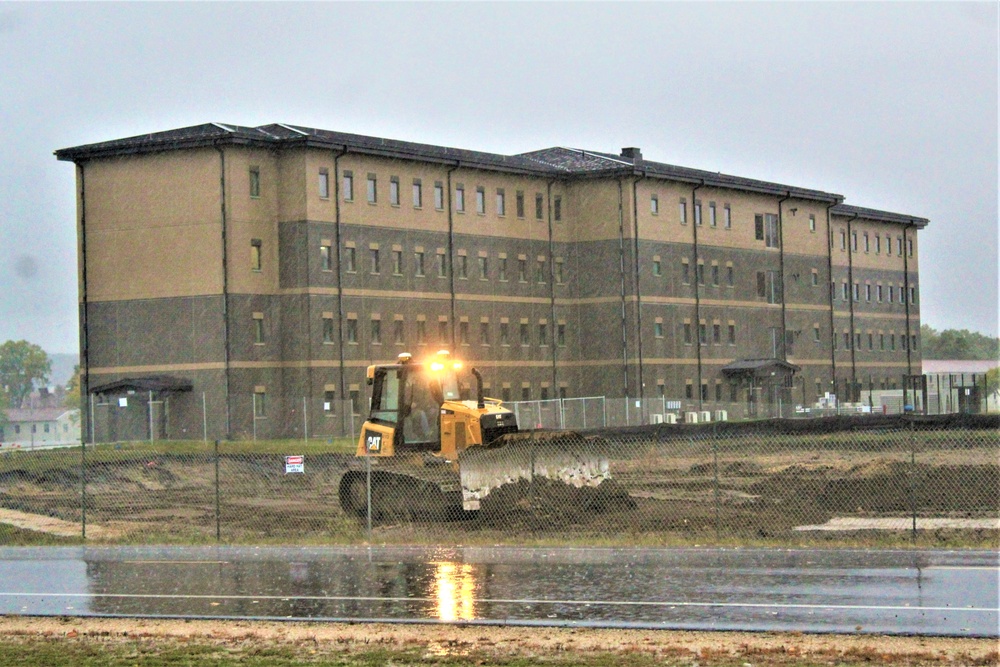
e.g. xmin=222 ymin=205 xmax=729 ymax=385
xmin=920 ymin=325 xmax=1000 ymax=361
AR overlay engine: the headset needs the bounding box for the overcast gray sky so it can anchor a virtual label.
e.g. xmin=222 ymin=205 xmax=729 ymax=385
xmin=1 ymin=1 xmax=996 ymax=354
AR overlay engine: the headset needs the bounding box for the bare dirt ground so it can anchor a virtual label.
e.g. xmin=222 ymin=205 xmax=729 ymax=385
xmin=0 ymin=616 xmax=996 ymax=665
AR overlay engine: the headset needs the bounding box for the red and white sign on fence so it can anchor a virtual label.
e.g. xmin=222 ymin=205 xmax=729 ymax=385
xmin=284 ymin=455 xmax=305 ymax=474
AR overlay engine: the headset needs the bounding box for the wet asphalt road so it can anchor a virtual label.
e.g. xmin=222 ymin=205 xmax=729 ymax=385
xmin=0 ymin=546 xmax=995 ymax=636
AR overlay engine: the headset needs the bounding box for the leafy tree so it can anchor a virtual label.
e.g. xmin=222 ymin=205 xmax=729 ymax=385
xmin=0 ymin=340 xmax=52 ymax=409
xmin=921 ymin=325 xmax=1000 ymax=360
xmin=63 ymin=364 xmax=82 ymax=426
xmin=986 ymin=367 xmax=1000 ymax=404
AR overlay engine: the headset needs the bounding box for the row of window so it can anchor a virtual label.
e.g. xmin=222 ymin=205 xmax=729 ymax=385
xmin=835 ymin=281 xmax=917 ymax=305
xmin=335 ymin=316 xmax=568 ymax=348
xmin=334 ymin=244 xmax=567 ymax=284
xmin=836 ymin=228 xmax=914 ymax=257
xmin=835 ymin=331 xmax=918 ymax=352
xmin=341 ymin=171 xmax=563 ymax=220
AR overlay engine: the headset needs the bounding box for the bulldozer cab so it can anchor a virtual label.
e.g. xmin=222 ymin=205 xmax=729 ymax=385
xmin=365 ymin=353 xmax=465 ymax=455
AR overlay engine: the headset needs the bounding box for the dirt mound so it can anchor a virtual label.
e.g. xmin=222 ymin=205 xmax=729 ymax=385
xmin=476 ymin=478 xmax=636 ymax=531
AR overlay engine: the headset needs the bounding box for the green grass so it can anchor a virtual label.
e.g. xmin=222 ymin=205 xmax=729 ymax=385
xmin=0 ymin=523 xmax=83 ymax=546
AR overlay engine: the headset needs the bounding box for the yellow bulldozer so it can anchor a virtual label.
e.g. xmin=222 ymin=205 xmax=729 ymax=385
xmin=338 ymin=350 xmax=624 ymax=521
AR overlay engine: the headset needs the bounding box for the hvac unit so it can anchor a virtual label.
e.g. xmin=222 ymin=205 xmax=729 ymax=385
xmin=685 ymin=412 xmax=699 ymax=424
xmin=714 ymin=410 xmax=728 ymax=422
xmin=650 ymin=414 xmax=664 ymax=424
xmin=664 ymin=413 xmax=678 ymax=424
xmin=699 ymin=411 xmax=712 ymax=423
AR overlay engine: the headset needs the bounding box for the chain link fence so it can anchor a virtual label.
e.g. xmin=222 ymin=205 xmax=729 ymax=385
xmin=0 ymin=414 xmax=996 ymax=547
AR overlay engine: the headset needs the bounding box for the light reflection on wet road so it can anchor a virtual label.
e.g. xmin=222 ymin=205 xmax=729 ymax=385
xmin=0 ymin=546 xmax=995 ymax=636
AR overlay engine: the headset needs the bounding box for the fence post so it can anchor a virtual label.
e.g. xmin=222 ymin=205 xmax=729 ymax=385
xmin=712 ymin=422 xmax=720 ymax=543
xmin=215 ymin=439 xmax=221 ymax=542
xmin=303 ymin=397 xmax=308 ymax=444
xmin=908 ymin=418 xmax=917 ymax=543
xmin=80 ymin=440 xmax=87 ymax=540
xmin=202 ymin=392 xmax=208 ymax=442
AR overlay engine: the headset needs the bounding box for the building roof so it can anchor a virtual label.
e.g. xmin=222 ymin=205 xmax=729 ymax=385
xmin=832 ymin=203 xmax=929 ymax=229
xmin=922 ymin=360 xmax=999 ymax=374
xmin=55 ymin=122 xmax=925 ymax=219
xmin=89 ymin=376 xmax=194 ymax=395
xmin=721 ymin=358 xmax=802 ymax=377
xmin=5 ymin=408 xmax=75 ymax=423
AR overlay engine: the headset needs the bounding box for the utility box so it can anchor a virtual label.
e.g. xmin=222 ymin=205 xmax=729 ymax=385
xmin=664 ymin=413 xmax=678 ymax=424
xmin=700 ymin=410 xmax=712 ymax=422
xmin=685 ymin=412 xmax=699 ymax=424
xmin=714 ymin=410 xmax=728 ymax=421
xmin=650 ymin=414 xmax=663 ymax=424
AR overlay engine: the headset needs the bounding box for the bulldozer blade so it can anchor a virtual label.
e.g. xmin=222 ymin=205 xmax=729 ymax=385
xmin=458 ymin=433 xmax=611 ymax=511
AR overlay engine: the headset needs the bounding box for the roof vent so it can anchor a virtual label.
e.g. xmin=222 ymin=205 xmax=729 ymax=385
xmin=620 ymin=147 xmax=643 ymax=162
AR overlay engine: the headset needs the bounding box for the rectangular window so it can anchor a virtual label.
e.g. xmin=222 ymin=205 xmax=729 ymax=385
xmin=682 ymin=261 xmax=690 ymax=284
xmin=853 ymin=282 xmax=859 ymax=301
xmin=500 ymin=321 xmax=509 ymax=346
xmin=345 ymin=246 xmax=356 ymax=273
xmin=683 ymin=322 xmax=692 ymax=344
xmin=711 ymin=264 xmax=719 ymax=286
xmin=685 ymin=384 xmax=693 ymax=399
xmin=436 ymin=252 xmax=447 ymax=278
xmin=520 ymin=322 xmax=529 ymax=346
xmin=250 ymin=239 xmax=262 ymax=271
xmin=909 ymin=286 xmax=917 ymax=304
xmin=370 ymin=248 xmax=380 ymax=274
xmin=811 ymin=270 xmax=819 ymax=287
xmin=538 ymin=322 xmax=548 ymax=346
xmin=459 ymin=321 xmax=469 ymax=345
xmin=814 ymin=325 xmax=821 ymax=342
xmin=868 ymin=333 xmax=874 ymax=350
xmin=343 ymin=171 xmax=354 ymax=201
xmin=842 ymin=281 xmax=849 ymax=300
xmin=412 ymin=180 xmax=422 ymax=208
xmin=897 ymin=237 xmax=903 ymax=255
xmin=478 ymin=256 xmax=488 ymax=280
xmin=322 ymin=316 xmax=335 ymax=344
xmin=480 ymin=321 xmax=490 ymax=346
xmin=370 ymin=319 xmax=381 ymax=345
xmin=535 ymin=194 xmax=544 ymax=219
xmin=249 ymin=167 xmax=260 ymax=198
xmin=728 ymin=324 xmax=736 ymax=344
xmin=654 ymin=321 xmax=663 ymax=338
xmin=518 ymin=258 xmax=527 ymax=282
xmin=253 ymin=315 xmax=265 ymax=344
xmin=865 ymin=284 xmax=871 ymax=302
xmin=864 ymin=232 xmax=870 ymax=253
xmin=809 ymin=214 xmax=816 ymax=232
xmin=457 ymin=254 xmax=467 ymax=279
xmin=392 ymin=320 xmax=406 ymax=345
xmin=757 ymin=271 xmax=766 ymax=298
xmin=651 ymin=194 xmax=659 ymax=215
xmin=712 ymin=323 xmax=721 ymax=344
xmin=367 ymin=174 xmax=377 ymax=203
xmin=553 ymin=196 xmax=562 ymax=221
xmin=852 ymin=231 xmax=858 ymax=252
xmin=555 ymin=259 xmax=564 ymax=284
xmin=516 ymin=191 xmax=525 ymax=218
xmin=715 ymin=384 xmax=722 ymax=401
xmin=389 ymin=177 xmax=400 ymax=206
xmin=879 ymin=333 xmax=885 ymax=350
xmin=694 ymin=201 xmax=702 ymax=226
xmin=318 ymin=169 xmax=330 ymax=199
xmin=908 ymin=239 xmax=913 ymax=257
xmin=392 ymin=250 xmax=403 ymax=275
xmin=699 ymin=322 xmax=707 ymax=344
xmin=416 ymin=320 xmax=427 ymax=345
xmin=653 ymin=258 xmax=661 ymax=276
xmin=439 ymin=319 xmax=449 ymax=344
xmin=557 ymin=323 xmax=566 ymax=346
xmin=536 ymin=258 xmax=546 ymax=284
xmin=697 ymin=262 xmax=705 ymax=285
xmin=320 ymin=244 xmax=332 ymax=271
xmin=843 ymin=332 xmax=851 ymax=349
xmin=455 ymin=184 xmax=465 ymax=212
xmin=724 ymin=205 xmax=731 ymax=229
xmin=254 ymin=391 xmax=266 ymax=417
xmin=434 ymin=182 xmax=444 ymax=210
xmin=874 ymin=235 xmax=881 ymax=254
xmin=679 ymin=199 xmax=687 ymax=224
xmin=888 ymin=285 xmax=894 ymax=302
xmin=765 ymin=214 xmax=779 ymax=247
xmin=876 ymin=284 xmax=883 ymax=302
xmin=476 ymin=187 xmax=486 ymax=214
xmin=726 ymin=265 xmax=734 ymax=287
xmin=496 ymin=189 xmax=505 ymax=216
xmin=709 ymin=202 xmax=717 ymax=227
xmin=415 ymin=251 xmax=425 ymax=277
xmin=498 ymin=257 xmax=508 ymax=281
xmin=840 ymin=230 xmax=847 ymax=250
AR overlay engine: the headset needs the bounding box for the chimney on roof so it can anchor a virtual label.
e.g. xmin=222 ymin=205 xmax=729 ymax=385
xmin=620 ymin=147 xmax=642 ymax=163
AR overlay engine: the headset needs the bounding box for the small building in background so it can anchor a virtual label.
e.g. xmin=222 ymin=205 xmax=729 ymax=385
xmin=0 ymin=408 xmax=81 ymax=449
xmin=921 ymin=360 xmax=998 ymax=414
